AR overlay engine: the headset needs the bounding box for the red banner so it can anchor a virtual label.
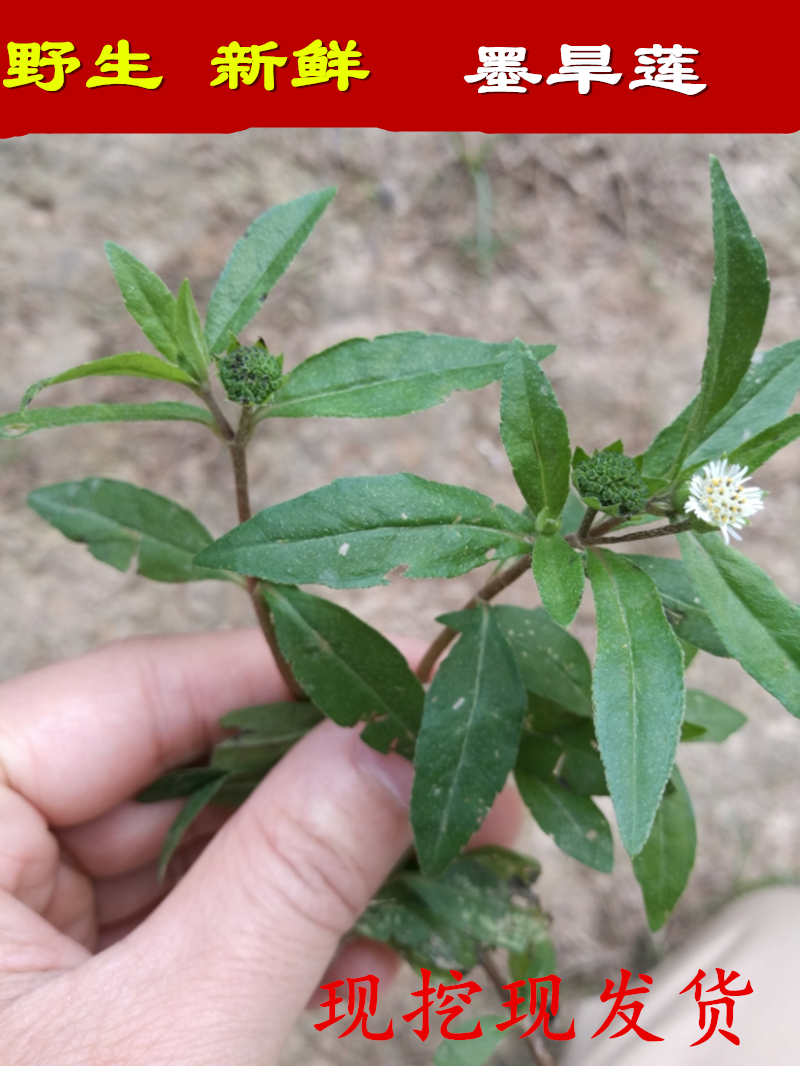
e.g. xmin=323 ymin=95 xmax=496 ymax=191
xmin=2 ymin=1 xmax=797 ymax=137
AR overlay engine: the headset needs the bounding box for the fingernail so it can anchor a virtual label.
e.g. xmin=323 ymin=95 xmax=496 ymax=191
xmin=355 ymin=741 xmax=414 ymax=809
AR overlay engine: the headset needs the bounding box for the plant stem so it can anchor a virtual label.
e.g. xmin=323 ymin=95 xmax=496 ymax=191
xmin=415 ymin=627 xmax=458 ymax=685
xmin=197 ymin=383 xmax=235 ymax=441
xmin=586 ymin=519 xmax=692 ymax=545
xmin=417 ymin=511 xmax=693 ymax=681
xmin=415 ymin=553 xmax=532 ymax=682
xmin=232 ymin=410 xmax=306 ymax=698
xmin=481 ymin=952 xmax=554 ymax=1066
xmin=202 ymin=389 xmax=305 ymax=699
xmin=575 ymin=506 xmax=598 ymax=543
xmin=246 ymin=577 xmax=305 ymax=698
xmin=584 ymin=513 xmax=625 ymax=540
xmin=230 ymin=406 xmax=255 ymax=523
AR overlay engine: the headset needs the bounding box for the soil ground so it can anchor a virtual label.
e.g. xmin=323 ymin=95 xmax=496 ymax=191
xmin=1 ymin=131 xmax=800 ymax=1063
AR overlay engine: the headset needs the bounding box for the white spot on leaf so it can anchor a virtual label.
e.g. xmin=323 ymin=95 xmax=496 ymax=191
xmin=453 ymin=697 xmax=465 ymax=710
xmin=338 ymin=543 xmax=350 ymax=556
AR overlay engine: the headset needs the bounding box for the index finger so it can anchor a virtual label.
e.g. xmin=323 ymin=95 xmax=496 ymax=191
xmin=0 ymin=629 xmax=289 ymax=826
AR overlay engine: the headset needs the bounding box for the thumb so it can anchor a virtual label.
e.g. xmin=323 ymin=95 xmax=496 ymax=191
xmin=106 ymin=720 xmax=413 ymax=1063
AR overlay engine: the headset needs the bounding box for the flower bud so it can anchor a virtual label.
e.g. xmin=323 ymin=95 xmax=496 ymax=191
xmin=217 ymin=346 xmax=283 ymax=406
xmin=535 ymin=511 xmax=562 ymax=535
xmin=572 ymin=449 xmax=647 ymax=516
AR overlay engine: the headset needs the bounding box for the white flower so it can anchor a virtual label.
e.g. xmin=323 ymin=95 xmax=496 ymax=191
xmin=684 ymin=459 xmax=764 ymax=544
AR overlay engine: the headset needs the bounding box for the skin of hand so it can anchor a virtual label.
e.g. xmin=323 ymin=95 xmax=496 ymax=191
xmin=0 ymin=629 xmax=523 ymax=1065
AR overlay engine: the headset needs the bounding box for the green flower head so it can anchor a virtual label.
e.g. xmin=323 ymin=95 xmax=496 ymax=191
xmin=573 ymin=447 xmax=648 ymax=516
xmin=217 ymin=345 xmax=283 ymax=406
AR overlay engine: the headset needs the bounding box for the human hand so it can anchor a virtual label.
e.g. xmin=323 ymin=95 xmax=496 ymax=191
xmin=0 ymin=630 xmax=522 ymax=1065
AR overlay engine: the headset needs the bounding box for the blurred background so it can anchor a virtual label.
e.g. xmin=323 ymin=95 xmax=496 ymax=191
xmin=1 ymin=131 xmax=799 ymax=1062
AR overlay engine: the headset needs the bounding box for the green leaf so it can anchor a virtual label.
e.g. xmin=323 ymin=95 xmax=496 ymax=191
xmin=219 ymin=700 xmax=323 ymax=736
xmin=681 ymin=688 xmax=746 ymax=742
xmin=354 ymin=879 xmax=479 ymax=975
xmin=212 ymin=702 xmax=323 ymax=773
xmin=28 ymin=478 xmax=234 ymax=582
xmin=727 ymin=414 xmax=800 ymax=474
xmin=174 ymin=279 xmax=211 ymax=382
xmin=532 ymin=535 xmax=585 ymax=626
xmin=560 ymin=490 xmax=586 ymax=535
xmin=499 ymin=341 xmax=570 ymax=519
xmin=548 ymin=727 xmax=603 ymax=786
xmin=205 ymin=187 xmax=336 ymax=355
xmin=411 ymin=606 xmax=527 ymax=876
xmin=587 ymin=549 xmax=685 ymax=856
xmin=524 ymin=697 xmax=584 ymax=735
xmin=641 ymin=341 xmax=800 ymax=480
xmin=263 ymin=585 xmax=422 ymax=758
xmin=549 ymin=718 xmax=597 ymax=755
xmin=679 ymin=532 xmax=800 ymax=717
xmin=433 ymin=1017 xmax=508 ymax=1066
xmin=514 ymin=770 xmax=613 ymax=872
xmin=406 ymin=846 xmax=546 ymax=953
xmin=493 ymin=605 xmax=592 ymax=718
xmin=355 ymin=848 xmax=546 ymax=981
xmin=558 ymin=748 xmax=608 ymax=796
xmin=680 ymin=723 xmax=706 ymax=741
xmin=624 ymin=554 xmax=729 ymax=658
xmin=0 ymin=402 xmax=216 ymax=439
xmin=211 ymin=772 xmax=273 ymax=808
xmin=632 ymin=767 xmax=696 ymax=931
xmin=137 ymin=767 xmax=227 ymax=802
xmin=675 ymin=157 xmax=770 ymax=468
xmin=572 ymin=445 xmax=591 ymax=467
xmin=135 ymin=755 xmax=312 ymax=811
xmin=20 ymin=353 xmax=196 ymax=409
xmin=639 ymin=406 xmax=692 ymax=482
xmin=158 ymin=773 xmax=231 ymax=880
xmin=196 ymin=474 xmax=535 ymax=588
xmin=678 ymin=638 xmax=700 ymax=669
xmin=210 ymin=734 xmax=300 ymax=774
xmin=105 ymin=241 xmax=179 ymax=362
xmin=515 ymin=732 xmax=563 ymax=779
xmin=260 ymin=333 xmax=551 ymax=419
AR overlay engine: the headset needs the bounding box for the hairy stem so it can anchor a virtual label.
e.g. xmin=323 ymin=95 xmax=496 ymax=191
xmin=415 ymin=553 xmax=532 ymax=682
xmin=415 ymin=627 xmax=458 ymax=685
xmin=202 ymin=391 xmax=305 ymax=699
xmin=230 ymin=406 xmax=255 ymax=523
xmin=197 ymin=383 xmax=235 ymax=442
xmin=575 ymin=506 xmax=598 ymax=543
xmin=417 ymin=510 xmax=693 ymax=682
xmin=246 ymin=577 xmax=305 ymax=698
xmin=585 ymin=518 xmax=692 ymax=545
xmin=585 ymin=513 xmax=625 ymax=539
